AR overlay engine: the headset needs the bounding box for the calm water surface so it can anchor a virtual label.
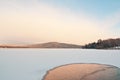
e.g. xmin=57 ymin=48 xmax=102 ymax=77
xmin=0 ymin=49 xmax=120 ymax=80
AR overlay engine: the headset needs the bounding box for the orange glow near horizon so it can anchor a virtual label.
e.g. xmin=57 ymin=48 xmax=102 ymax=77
xmin=0 ymin=0 xmax=120 ymax=45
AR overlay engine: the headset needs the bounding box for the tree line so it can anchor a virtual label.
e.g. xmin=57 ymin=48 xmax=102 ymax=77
xmin=83 ymin=38 xmax=120 ymax=49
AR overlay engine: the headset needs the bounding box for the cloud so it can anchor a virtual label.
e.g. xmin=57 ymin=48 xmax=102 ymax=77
xmin=0 ymin=0 xmax=120 ymax=44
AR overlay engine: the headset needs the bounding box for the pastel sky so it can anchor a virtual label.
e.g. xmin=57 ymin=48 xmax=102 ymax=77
xmin=0 ymin=0 xmax=120 ymax=45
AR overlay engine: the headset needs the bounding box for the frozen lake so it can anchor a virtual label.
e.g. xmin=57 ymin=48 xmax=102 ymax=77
xmin=0 ymin=49 xmax=120 ymax=80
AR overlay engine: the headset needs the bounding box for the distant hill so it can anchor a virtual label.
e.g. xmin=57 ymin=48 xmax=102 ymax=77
xmin=83 ymin=38 xmax=120 ymax=49
xmin=27 ymin=42 xmax=81 ymax=48
xmin=0 ymin=42 xmax=81 ymax=48
xmin=1 ymin=38 xmax=120 ymax=49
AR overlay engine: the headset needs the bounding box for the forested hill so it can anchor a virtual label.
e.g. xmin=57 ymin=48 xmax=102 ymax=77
xmin=27 ymin=42 xmax=81 ymax=48
xmin=0 ymin=42 xmax=81 ymax=48
xmin=83 ymin=38 xmax=120 ymax=49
